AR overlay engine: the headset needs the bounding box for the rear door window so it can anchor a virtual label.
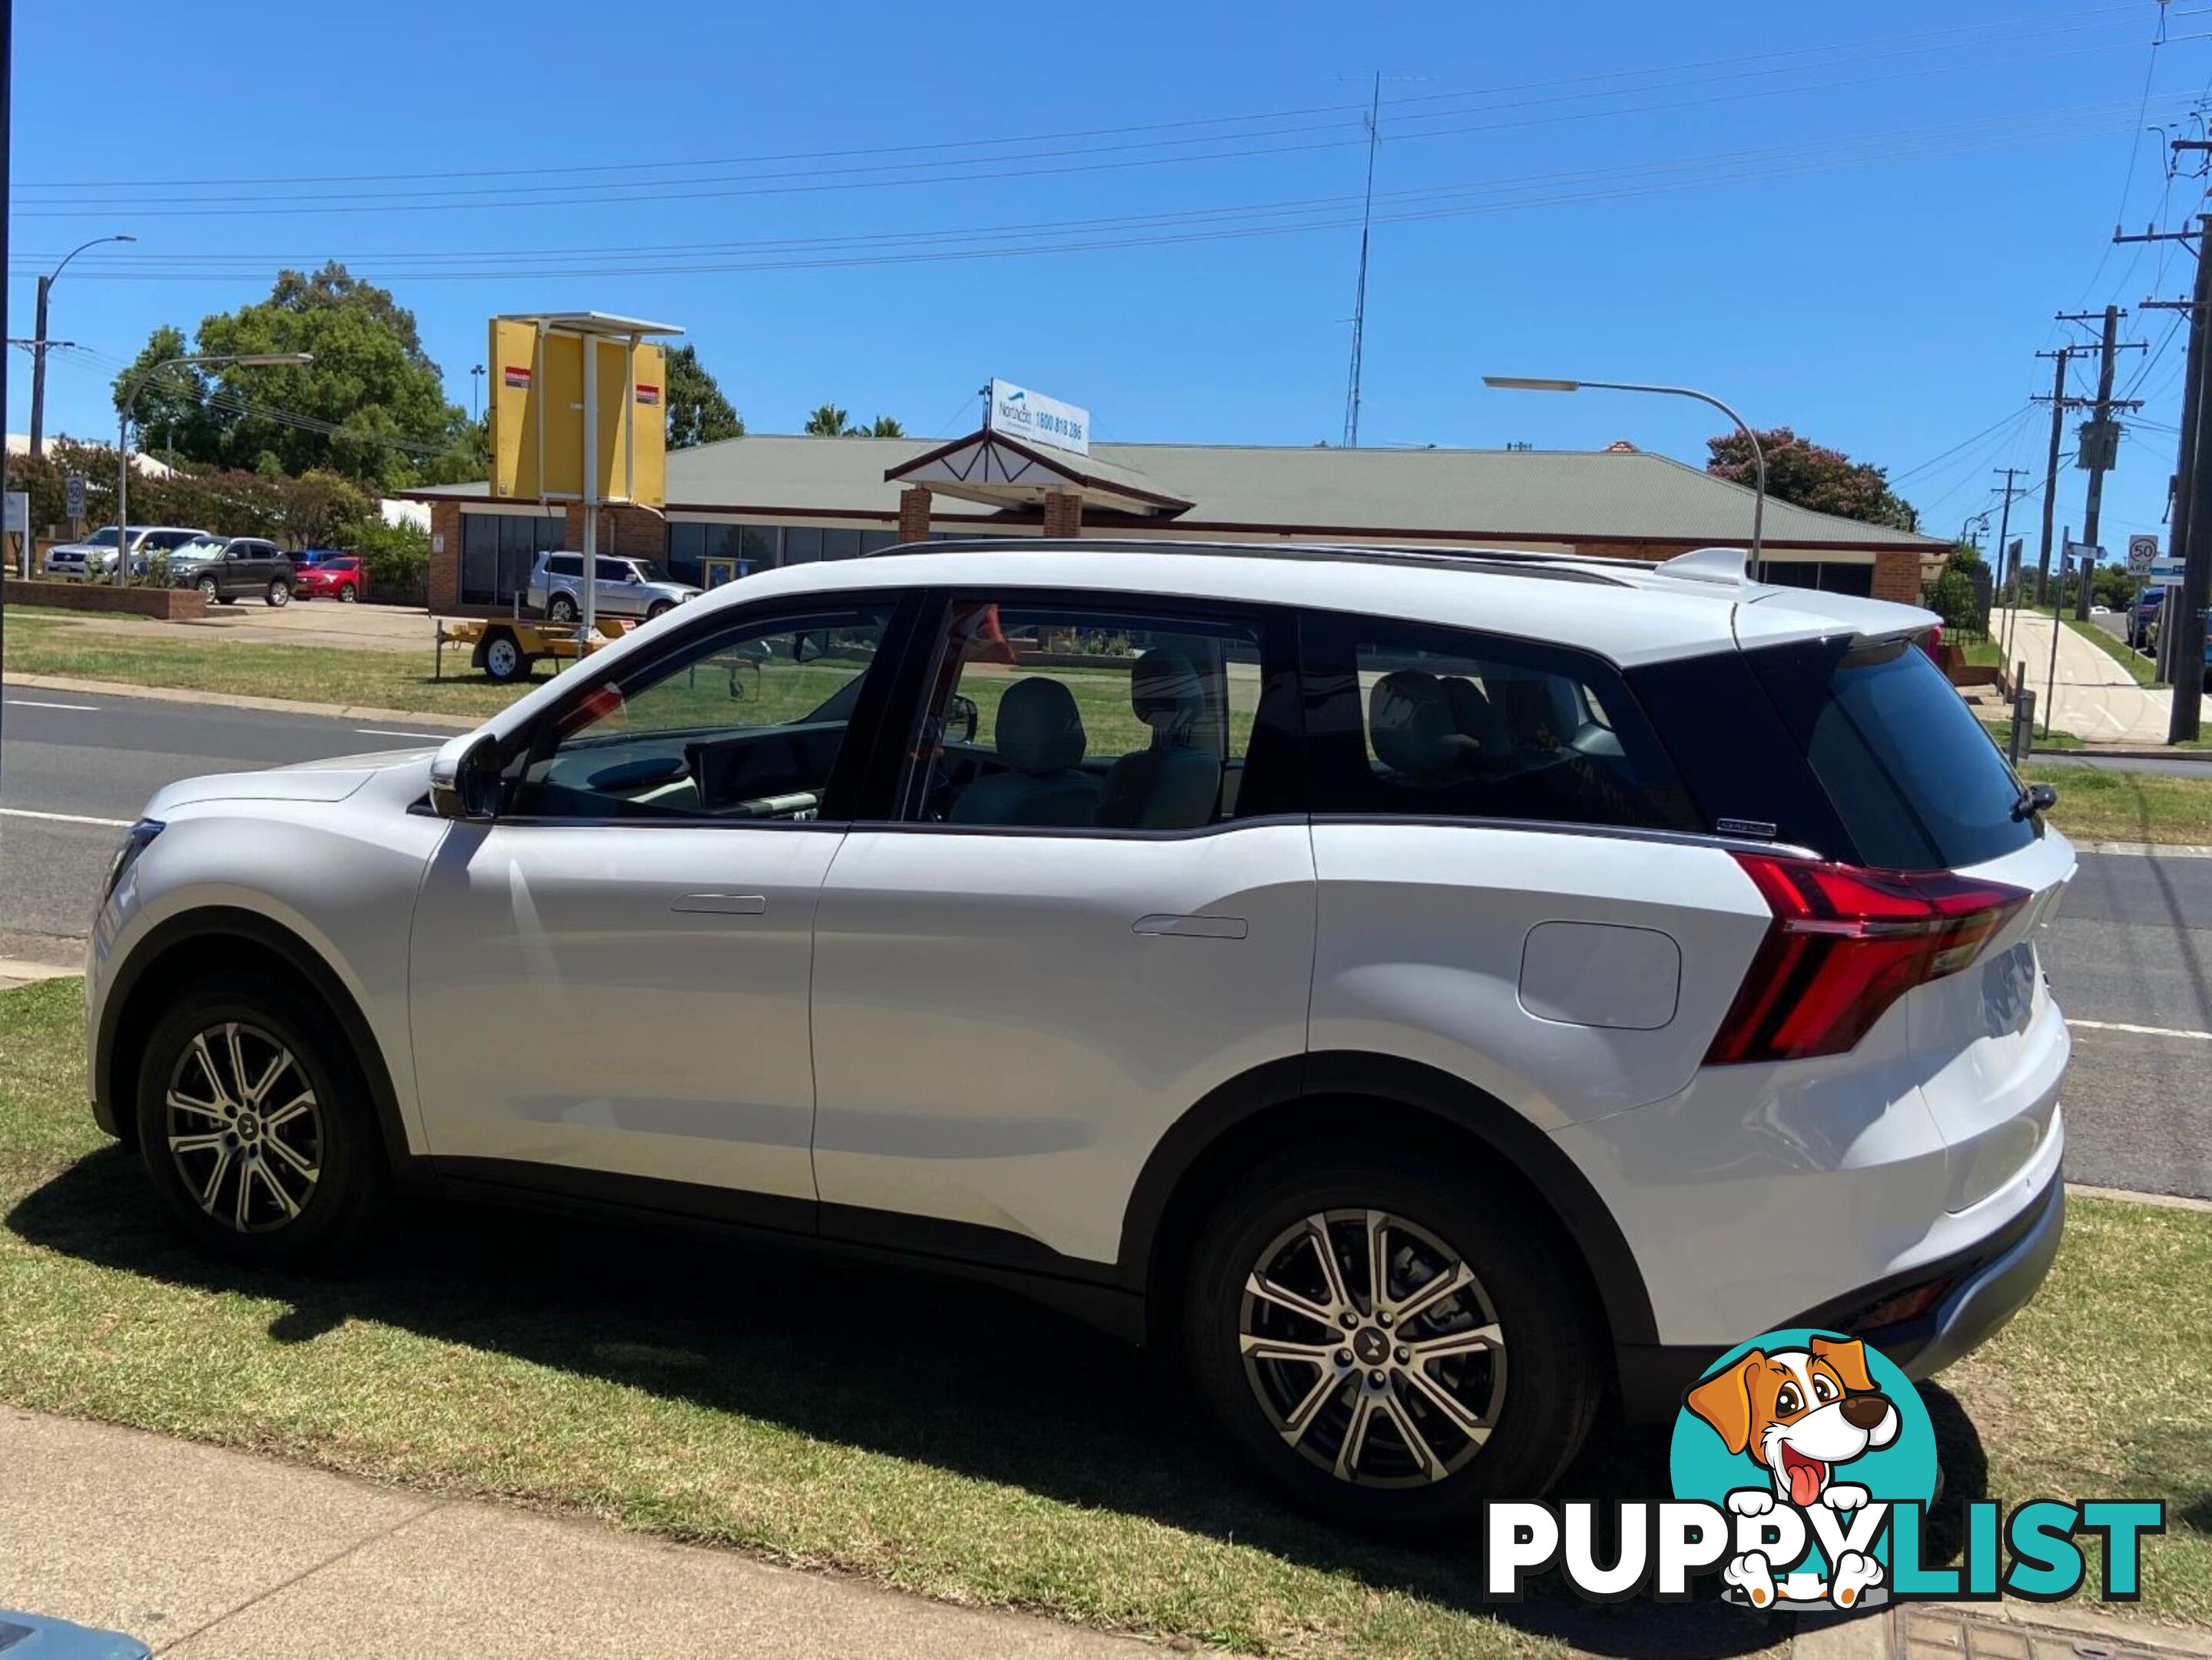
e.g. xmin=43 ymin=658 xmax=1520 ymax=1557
xmin=1748 ymin=634 xmax=2035 ymax=870
xmin=1299 ymin=611 xmax=1699 ymax=832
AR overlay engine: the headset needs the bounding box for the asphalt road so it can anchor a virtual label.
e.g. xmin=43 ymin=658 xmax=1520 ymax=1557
xmin=2 ymin=687 xmax=2207 ymax=1199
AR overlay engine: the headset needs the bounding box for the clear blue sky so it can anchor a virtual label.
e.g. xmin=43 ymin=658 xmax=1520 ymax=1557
xmin=7 ymin=0 xmax=2206 ymax=553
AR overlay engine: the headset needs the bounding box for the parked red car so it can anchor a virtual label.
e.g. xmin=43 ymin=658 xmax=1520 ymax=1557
xmin=292 ymin=554 xmax=366 ymax=602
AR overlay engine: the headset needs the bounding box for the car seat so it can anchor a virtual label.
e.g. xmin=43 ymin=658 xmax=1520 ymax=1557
xmin=947 ymin=677 xmax=1103 ymax=827
xmin=1097 ymin=650 xmax=1223 ymax=829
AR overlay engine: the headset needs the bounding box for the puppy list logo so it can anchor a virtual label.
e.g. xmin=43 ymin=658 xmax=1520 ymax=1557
xmin=1673 ymin=1330 xmax=1931 ymax=1609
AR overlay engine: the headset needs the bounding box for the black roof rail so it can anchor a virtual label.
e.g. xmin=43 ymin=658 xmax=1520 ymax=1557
xmin=864 ymin=536 xmax=1636 ymax=586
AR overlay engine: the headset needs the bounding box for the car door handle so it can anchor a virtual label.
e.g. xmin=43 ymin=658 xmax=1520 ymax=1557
xmin=1133 ymin=913 xmax=1249 ymax=940
xmin=671 ymin=892 xmax=768 ymax=916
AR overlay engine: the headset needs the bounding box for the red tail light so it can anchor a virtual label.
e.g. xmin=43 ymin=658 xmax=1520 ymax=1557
xmin=1704 ymin=852 xmax=2028 ymax=1066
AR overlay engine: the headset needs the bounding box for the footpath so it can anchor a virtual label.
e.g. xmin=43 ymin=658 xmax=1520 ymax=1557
xmin=0 ymin=1408 xmax=1142 ymax=1658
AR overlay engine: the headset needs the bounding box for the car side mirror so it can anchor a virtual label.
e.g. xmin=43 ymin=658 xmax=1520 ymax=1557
xmin=944 ymin=693 xmax=980 ymax=745
xmin=429 ymin=732 xmax=502 ymax=821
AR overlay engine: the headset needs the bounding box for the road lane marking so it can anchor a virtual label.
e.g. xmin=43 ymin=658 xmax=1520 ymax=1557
xmin=354 ymin=728 xmax=440 ymax=739
xmin=2067 ymin=1017 xmax=2212 ymax=1041
xmin=0 ymin=806 xmax=134 ymax=828
xmin=3 ymin=699 xmax=101 ymax=712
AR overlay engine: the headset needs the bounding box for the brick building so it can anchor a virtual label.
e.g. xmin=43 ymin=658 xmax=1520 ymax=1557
xmin=403 ymin=427 xmax=1946 ymax=615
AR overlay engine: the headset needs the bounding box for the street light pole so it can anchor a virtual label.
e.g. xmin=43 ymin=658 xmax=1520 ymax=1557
xmin=114 ymin=352 xmax=312 ymax=584
xmin=1483 ymin=375 xmax=1766 ymax=577
xmin=30 ymin=232 xmax=135 ymax=456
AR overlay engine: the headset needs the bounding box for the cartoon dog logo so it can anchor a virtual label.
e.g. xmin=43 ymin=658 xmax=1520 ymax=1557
xmin=1683 ymin=1336 xmax=1902 ymax=1609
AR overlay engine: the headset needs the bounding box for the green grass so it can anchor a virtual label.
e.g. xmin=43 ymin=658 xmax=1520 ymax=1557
xmin=2 ymin=609 xmax=536 ymax=719
xmin=2 ymin=977 xmax=2208 ymax=1641
xmin=2022 ymin=762 xmax=2212 ymax=845
xmin=2063 ymin=616 xmax=2162 ymax=688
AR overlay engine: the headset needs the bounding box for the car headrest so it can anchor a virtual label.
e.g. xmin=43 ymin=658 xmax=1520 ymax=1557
xmin=1368 ymin=670 xmax=1457 ymax=776
xmin=994 ymin=677 xmax=1087 ymax=773
xmin=1129 ymin=649 xmax=1204 ymax=742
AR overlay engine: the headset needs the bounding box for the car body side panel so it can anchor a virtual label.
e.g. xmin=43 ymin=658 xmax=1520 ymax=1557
xmin=89 ymin=763 xmax=446 ymax=1152
xmin=810 ymin=822 xmax=1318 ymax=1263
xmin=1308 ymin=823 xmax=1771 ymax=1129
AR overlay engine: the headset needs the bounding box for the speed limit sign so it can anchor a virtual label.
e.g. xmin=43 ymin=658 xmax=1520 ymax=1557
xmin=64 ymin=473 xmax=86 ymax=520
xmin=2128 ymin=534 xmax=2160 ymax=573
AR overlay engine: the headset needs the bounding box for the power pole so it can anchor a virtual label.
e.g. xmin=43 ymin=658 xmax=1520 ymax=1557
xmin=2031 ymin=347 xmax=2073 ymax=606
xmin=1341 ymin=73 xmax=1381 ymax=450
xmin=29 ymin=275 xmax=51 ymax=456
xmin=2074 ymin=305 xmax=2144 ymax=619
xmin=2172 ymin=214 xmax=2212 ymax=740
xmin=1992 ymin=466 xmax=2026 ymax=660
xmin=2037 ymin=313 xmax=2145 ymax=616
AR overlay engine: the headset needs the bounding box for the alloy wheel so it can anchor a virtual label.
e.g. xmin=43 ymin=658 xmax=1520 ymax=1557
xmin=197 ymin=577 xmax=218 ymax=602
xmin=1239 ymin=1208 xmax=1506 ymax=1488
xmin=164 ymin=1021 xmax=323 ymax=1233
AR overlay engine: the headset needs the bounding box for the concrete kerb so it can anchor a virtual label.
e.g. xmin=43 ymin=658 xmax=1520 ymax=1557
xmin=2 ymin=673 xmax=481 ymax=732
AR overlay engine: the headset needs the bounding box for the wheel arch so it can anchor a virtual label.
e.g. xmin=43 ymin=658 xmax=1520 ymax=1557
xmin=1118 ymin=1051 xmax=1659 ymax=1361
xmin=98 ymin=907 xmax=414 ymax=1185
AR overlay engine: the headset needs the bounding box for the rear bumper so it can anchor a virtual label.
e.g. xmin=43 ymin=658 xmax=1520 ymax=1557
xmin=1618 ymin=1169 xmax=2064 ymax=1419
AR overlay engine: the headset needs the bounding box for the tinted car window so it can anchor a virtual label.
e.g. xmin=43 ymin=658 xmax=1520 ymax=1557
xmin=1748 ymin=634 xmax=2034 ymax=870
xmin=1300 ymin=611 xmax=1699 ymax=832
xmin=897 ymin=597 xmax=1302 ymax=830
xmin=546 ymin=555 xmax=582 ymax=579
xmin=510 ymin=604 xmax=894 ymax=822
xmin=596 ymin=559 xmax=630 ymax=583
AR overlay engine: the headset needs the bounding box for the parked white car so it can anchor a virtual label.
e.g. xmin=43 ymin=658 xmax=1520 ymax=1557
xmin=42 ymin=525 xmax=209 ymax=580
xmin=85 ymin=539 xmax=2070 ymax=1532
xmin=524 ymin=550 xmax=699 ymax=622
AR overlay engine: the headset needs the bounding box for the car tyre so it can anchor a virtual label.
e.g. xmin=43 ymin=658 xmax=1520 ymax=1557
xmin=339 ymin=584 xmax=358 ymax=603
xmin=647 ymin=599 xmax=675 ymax=620
xmin=547 ymin=593 xmax=579 ymax=623
xmin=197 ymin=576 xmax=220 ymax=603
xmin=481 ymin=629 xmax=527 ymax=684
xmin=265 ymin=580 xmax=290 ymax=608
xmin=134 ymin=971 xmax=390 ymax=1267
xmin=1185 ymin=1137 xmax=1598 ymax=1535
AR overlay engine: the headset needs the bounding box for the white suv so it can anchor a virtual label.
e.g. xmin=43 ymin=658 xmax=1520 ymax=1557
xmin=85 ymin=540 xmax=2071 ymax=1531
xmin=526 ymin=550 xmax=700 ymax=622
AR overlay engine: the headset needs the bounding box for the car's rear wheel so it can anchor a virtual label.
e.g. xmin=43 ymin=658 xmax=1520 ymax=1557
xmin=134 ymin=972 xmax=389 ymax=1265
xmin=1185 ymin=1138 xmax=1598 ymax=1533
xmin=547 ymin=593 xmax=578 ymax=623
xmin=265 ymin=579 xmax=290 ymax=608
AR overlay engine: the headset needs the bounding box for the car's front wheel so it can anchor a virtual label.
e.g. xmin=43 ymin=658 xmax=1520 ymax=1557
xmin=134 ymin=972 xmax=389 ymax=1264
xmin=647 ymin=599 xmax=675 ymax=620
xmin=339 ymin=584 xmax=358 ymax=603
xmin=1185 ymin=1139 xmax=1598 ymax=1533
xmin=197 ymin=576 xmax=220 ymax=604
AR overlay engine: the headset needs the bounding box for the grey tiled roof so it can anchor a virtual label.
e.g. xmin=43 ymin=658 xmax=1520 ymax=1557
xmin=406 ymin=434 xmax=1942 ymax=551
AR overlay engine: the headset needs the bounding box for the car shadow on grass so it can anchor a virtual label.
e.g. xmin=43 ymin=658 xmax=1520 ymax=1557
xmin=8 ymin=1147 xmax=1984 ymax=1658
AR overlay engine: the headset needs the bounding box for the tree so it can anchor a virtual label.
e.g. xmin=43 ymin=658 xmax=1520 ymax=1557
xmin=1706 ymin=427 xmax=1919 ymax=533
xmin=804 ymin=403 xmax=852 ymax=437
xmin=848 ymin=414 xmax=906 ymax=438
xmin=664 ymin=344 xmax=743 ymax=449
xmin=113 ymin=263 xmax=473 ymax=491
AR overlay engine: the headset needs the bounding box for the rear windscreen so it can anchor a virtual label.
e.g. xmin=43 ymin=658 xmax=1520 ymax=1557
xmin=1749 ymin=636 xmax=2035 ymax=871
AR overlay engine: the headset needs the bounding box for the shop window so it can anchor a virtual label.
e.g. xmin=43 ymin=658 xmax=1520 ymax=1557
xmin=784 ymin=528 xmax=823 ymax=565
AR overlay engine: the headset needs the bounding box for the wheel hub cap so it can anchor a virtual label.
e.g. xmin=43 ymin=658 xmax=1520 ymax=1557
xmin=1239 ymin=1207 xmax=1507 ymax=1489
xmin=163 ymin=1021 xmax=323 ymax=1234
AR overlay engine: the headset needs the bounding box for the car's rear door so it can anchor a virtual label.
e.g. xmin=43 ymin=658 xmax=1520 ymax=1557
xmin=409 ymin=592 xmax=914 ymax=1213
xmin=808 ymin=587 xmax=1315 ymax=1270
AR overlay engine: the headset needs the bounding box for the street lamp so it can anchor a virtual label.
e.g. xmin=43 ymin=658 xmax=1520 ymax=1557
xmin=1482 ymin=375 xmax=1767 ymax=578
xmin=30 ymin=233 xmax=137 ymax=456
xmin=115 ymin=353 xmax=313 ymax=584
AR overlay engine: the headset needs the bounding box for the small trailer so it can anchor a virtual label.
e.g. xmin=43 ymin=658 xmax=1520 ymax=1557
xmin=433 ymin=615 xmax=637 ymax=685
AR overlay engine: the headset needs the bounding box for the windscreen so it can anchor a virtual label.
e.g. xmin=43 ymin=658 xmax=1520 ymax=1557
xmin=1749 ymin=635 xmax=2035 ymax=871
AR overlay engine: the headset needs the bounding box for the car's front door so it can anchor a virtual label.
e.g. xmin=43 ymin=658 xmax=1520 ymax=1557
xmin=408 ymin=593 xmax=910 ymax=1213
xmin=809 ymin=589 xmax=1317 ymax=1270
xmin=595 ymin=556 xmax=638 ymax=616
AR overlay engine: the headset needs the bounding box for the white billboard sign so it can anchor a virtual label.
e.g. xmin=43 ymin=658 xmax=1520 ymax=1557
xmin=2 ymin=493 xmax=26 ymax=537
xmin=987 ymin=378 xmax=1089 ymax=456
